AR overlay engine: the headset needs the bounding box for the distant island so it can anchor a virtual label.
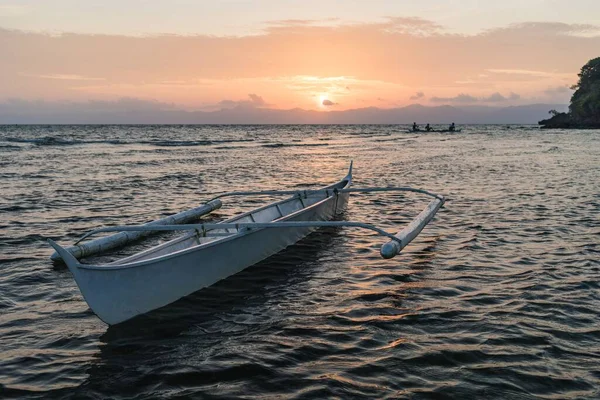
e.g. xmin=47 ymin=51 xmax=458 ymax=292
xmin=540 ymin=57 xmax=600 ymax=129
xmin=0 ymin=102 xmax=567 ymax=125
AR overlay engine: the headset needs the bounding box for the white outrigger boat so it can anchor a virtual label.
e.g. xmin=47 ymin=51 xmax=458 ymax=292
xmin=49 ymin=163 xmax=445 ymax=325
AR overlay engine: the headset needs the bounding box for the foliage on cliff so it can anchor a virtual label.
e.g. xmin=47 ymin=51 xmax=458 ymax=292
xmin=540 ymin=57 xmax=600 ymax=128
xmin=570 ymin=57 xmax=600 ymax=126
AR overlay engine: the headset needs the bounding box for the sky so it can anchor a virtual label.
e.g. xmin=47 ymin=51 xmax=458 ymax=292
xmin=1 ymin=0 xmax=600 ymax=112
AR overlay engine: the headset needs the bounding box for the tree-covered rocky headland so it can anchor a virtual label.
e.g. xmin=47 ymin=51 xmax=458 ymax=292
xmin=539 ymin=57 xmax=600 ymax=129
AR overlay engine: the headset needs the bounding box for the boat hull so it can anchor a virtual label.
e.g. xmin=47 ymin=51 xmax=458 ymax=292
xmin=63 ymin=188 xmax=349 ymax=325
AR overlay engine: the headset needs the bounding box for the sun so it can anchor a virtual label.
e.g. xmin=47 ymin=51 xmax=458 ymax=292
xmin=318 ymin=94 xmax=329 ymax=107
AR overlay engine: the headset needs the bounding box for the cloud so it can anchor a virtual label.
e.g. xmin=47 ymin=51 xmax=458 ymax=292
xmin=263 ymin=16 xmax=441 ymax=36
xmin=267 ymin=19 xmax=321 ymax=27
xmin=410 ymin=91 xmax=425 ymax=100
xmin=248 ymin=93 xmax=265 ymax=105
xmin=264 ymin=18 xmax=341 ymax=32
xmin=0 ymin=97 xmax=178 ymax=115
xmin=379 ymin=17 xmax=443 ymax=35
xmin=431 ymin=92 xmax=521 ymax=104
xmin=430 ymin=93 xmax=479 ymax=104
xmin=486 ymin=69 xmax=571 ymax=79
xmin=486 ymin=22 xmax=600 ymax=38
xmin=544 ymin=85 xmax=573 ymax=95
xmin=281 ymin=76 xmax=398 ymax=99
xmin=0 ymin=4 xmax=31 ymax=17
xmin=217 ymin=93 xmax=267 ymax=109
xmin=484 ymin=92 xmax=507 ymax=102
xmin=483 ymin=92 xmax=520 ymax=102
xmin=322 ymin=99 xmax=337 ymax=106
xmin=542 ymin=85 xmax=574 ymax=102
xmin=19 ymin=73 xmax=106 ymax=81
xmin=0 ymin=20 xmax=596 ymax=110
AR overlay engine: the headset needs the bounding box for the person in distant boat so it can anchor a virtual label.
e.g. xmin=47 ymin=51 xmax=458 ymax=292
xmin=449 ymin=122 xmax=456 ymax=132
xmin=425 ymin=123 xmax=432 ymax=132
xmin=412 ymin=122 xmax=419 ymax=131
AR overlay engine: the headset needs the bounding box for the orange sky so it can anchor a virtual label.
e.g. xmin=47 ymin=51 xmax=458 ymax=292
xmin=1 ymin=18 xmax=599 ymax=111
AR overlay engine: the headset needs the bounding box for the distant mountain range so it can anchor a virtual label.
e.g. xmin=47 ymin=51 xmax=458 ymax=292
xmin=0 ymin=102 xmax=568 ymax=125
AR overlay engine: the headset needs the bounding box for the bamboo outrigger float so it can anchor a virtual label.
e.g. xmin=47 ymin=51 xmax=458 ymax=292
xmin=48 ymin=162 xmax=445 ymax=325
xmin=50 ymin=200 xmax=223 ymax=262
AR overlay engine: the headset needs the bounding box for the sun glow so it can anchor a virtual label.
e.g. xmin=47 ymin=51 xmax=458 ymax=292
xmin=318 ymin=93 xmax=329 ymax=107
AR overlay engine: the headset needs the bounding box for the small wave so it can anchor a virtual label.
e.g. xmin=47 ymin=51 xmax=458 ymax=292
xmin=6 ymin=136 xmax=81 ymax=146
xmin=545 ymin=146 xmax=561 ymax=153
xmin=4 ymin=136 xmax=256 ymax=148
xmin=141 ymin=140 xmax=214 ymax=147
xmin=0 ymin=256 xmax=37 ymax=266
xmin=139 ymin=138 xmax=255 ymax=147
xmin=374 ymin=136 xmax=418 ymax=143
xmin=0 ymin=144 xmax=22 ymax=150
xmin=214 ymin=145 xmax=247 ymax=150
xmin=105 ymin=139 xmax=127 ymax=145
xmin=1 ymin=233 xmax=48 ymax=246
xmin=261 ymin=143 xmax=329 ymax=148
xmin=0 ymin=205 xmax=28 ymax=212
xmin=0 ymin=296 xmax=17 ymax=310
xmin=5 ymin=136 xmax=129 ymax=146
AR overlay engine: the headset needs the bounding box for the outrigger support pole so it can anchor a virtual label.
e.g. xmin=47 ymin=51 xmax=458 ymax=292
xmin=206 ymin=186 xmax=446 ymax=259
xmin=70 ymin=186 xmax=445 ymax=261
xmin=76 ymin=195 xmax=445 ymax=260
xmin=76 ymin=221 xmax=404 ymax=247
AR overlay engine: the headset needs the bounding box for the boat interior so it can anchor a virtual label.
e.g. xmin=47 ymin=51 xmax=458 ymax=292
xmin=106 ymin=179 xmax=349 ymax=265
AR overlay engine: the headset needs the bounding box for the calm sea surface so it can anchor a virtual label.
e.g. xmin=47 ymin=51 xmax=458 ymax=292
xmin=0 ymin=125 xmax=599 ymax=399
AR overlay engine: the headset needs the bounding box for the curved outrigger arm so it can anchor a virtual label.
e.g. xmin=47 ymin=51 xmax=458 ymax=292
xmin=76 ymin=220 xmax=402 ymax=245
xmin=74 ymin=196 xmax=445 ymax=260
xmin=208 ymin=186 xmax=444 ymax=203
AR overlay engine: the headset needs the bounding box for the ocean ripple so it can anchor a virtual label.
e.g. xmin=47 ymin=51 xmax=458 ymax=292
xmin=0 ymin=125 xmax=599 ymax=399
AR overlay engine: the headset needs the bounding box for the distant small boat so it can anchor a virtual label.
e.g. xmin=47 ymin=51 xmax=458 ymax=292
xmin=49 ymin=162 xmax=445 ymax=325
